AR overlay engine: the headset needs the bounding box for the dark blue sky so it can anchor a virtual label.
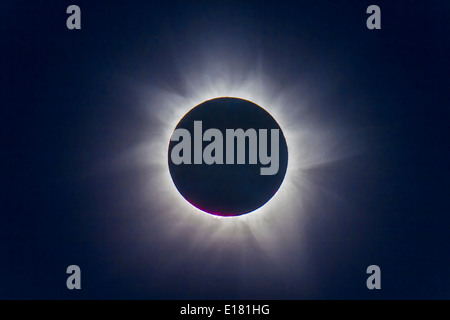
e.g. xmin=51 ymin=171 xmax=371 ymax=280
xmin=2 ymin=0 xmax=449 ymax=299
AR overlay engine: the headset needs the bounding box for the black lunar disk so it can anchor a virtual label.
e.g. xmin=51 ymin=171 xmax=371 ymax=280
xmin=168 ymin=97 xmax=288 ymax=216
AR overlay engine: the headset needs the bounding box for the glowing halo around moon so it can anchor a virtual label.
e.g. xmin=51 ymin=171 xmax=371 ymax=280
xmin=121 ymin=56 xmax=361 ymax=264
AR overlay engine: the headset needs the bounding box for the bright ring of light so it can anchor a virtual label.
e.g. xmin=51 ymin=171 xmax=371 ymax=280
xmin=128 ymin=61 xmax=351 ymax=261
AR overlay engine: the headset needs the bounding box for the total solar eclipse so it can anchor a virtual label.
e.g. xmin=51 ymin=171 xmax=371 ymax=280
xmin=168 ymin=97 xmax=288 ymax=217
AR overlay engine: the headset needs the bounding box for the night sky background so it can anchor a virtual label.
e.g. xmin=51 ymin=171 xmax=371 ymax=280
xmin=2 ymin=0 xmax=449 ymax=299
